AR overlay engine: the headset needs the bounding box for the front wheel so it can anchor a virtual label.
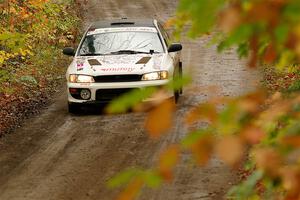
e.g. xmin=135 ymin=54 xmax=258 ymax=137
xmin=174 ymin=89 xmax=180 ymax=104
xmin=174 ymin=61 xmax=183 ymax=104
xmin=179 ymin=61 xmax=183 ymax=94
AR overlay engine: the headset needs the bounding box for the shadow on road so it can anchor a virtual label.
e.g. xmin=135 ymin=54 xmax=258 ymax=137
xmin=71 ymin=104 xmax=109 ymax=115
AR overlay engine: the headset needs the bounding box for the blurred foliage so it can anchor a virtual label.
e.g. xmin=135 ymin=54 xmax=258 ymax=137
xmin=0 ymin=0 xmax=80 ymax=94
xmin=109 ymin=1 xmax=300 ymax=200
xmin=173 ymin=0 xmax=300 ymax=69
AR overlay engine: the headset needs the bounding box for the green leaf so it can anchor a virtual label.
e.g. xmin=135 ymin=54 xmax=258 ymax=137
xmin=279 ymin=120 xmax=300 ymax=137
xmin=275 ymin=24 xmax=289 ymax=44
xmin=107 ymin=168 xmax=141 ymax=188
xmin=0 ymin=69 xmax=11 ymax=82
xmin=177 ymin=0 xmax=226 ymax=37
xmin=283 ymin=0 xmax=300 ymax=22
xmin=142 ymin=170 xmax=162 ymax=188
xmin=237 ymin=43 xmax=249 ymax=58
xmin=167 ymin=74 xmax=192 ymax=91
xmin=227 ymin=170 xmax=263 ymax=199
xmin=20 ymin=75 xmax=38 ymax=85
xmin=287 ymin=80 xmax=300 ymax=92
xmin=217 ymin=104 xmax=240 ymax=135
xmin=106 ymin=87 xmax=157 ymax=113
xmin=181 ymin=129 xmax=209 ymax=148
xmin=218 ymin=24 xmax=253 ymax=52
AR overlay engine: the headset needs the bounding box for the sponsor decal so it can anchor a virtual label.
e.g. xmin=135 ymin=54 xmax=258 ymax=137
xmin=99 ymin=67 xmax=135 ymax=73
xmin=76 ymin=60 xmax=85 ymax=71
xmin=80 ymin=83 xmax=91 ymax=86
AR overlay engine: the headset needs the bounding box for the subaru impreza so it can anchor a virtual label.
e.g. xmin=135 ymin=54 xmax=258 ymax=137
xmin=63 ymin=18 xmax=183 ymax=113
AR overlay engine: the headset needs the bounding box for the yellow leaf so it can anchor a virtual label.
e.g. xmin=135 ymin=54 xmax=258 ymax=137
xmin=0 ymin=56 xmax=4 ymax=64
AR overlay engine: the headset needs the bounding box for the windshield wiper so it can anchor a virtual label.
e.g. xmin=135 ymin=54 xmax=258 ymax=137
xmin=80 ymin=53 xmax=106 ymax=56
xmin=110 ymin=50 xmax=151 ymax=55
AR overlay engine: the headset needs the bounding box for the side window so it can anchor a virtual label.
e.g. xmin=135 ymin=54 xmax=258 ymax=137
xmin=158 ymin=23 xmax=170 ymax=47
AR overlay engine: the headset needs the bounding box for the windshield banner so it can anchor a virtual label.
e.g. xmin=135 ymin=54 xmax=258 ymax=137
xmin=87 ymin=27 xmax=157 ymax=36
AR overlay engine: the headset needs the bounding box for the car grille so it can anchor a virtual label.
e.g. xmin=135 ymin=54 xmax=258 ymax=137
xmin=93 ymin=75 xmax=142 ymax=83
xmin=96 ymin=88 xmax=135 ymax=101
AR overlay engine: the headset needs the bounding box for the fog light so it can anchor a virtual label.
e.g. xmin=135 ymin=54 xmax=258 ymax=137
xmin=69 ymin=88 xmax=78 ymax=94
xmin=80 ymin=89 xmax=91 ymax=100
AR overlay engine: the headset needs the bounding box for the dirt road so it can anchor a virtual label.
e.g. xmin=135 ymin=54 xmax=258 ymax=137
xmin=0 ymin=0 xmax=259 ymax=199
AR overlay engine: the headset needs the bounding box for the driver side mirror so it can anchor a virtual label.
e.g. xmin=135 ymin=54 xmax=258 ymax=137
xmin=168 ymin=43 xmax=183 ymax=53
xmin=63 ymin=47 xmax=75 ymax=56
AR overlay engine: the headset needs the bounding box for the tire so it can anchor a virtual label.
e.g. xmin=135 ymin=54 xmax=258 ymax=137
xmin=173 ymin=61 xmax=183 ymax=104
xmin=179 ymin=61 xmax=183 ymax=95
xmin=174 ymin=90 xmax=180 ymax=104
xmin=68 ymin=103 xmax=81 ymax=114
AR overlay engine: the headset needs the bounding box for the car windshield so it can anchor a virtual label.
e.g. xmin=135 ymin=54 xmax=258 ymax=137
xmin=79 ymin=29 xmax=164 ymax=56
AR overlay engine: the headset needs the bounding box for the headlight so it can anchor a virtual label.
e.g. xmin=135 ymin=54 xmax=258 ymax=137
xmin=142 ymin=71 xmax=168 ymax=81
xmin=69 ymin=75 xmax=95 ymax=83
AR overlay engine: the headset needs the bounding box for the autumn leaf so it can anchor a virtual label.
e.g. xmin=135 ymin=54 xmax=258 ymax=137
xmin=281 ymin=136 xmax=300 ymax=147
xmin=190 ymin=134 xmax=214 ymax=166
xmin=185 ymin=103 xmax=218 ymax=124
xmin=260 ymin=100 xmax=291 ymax=122
xmin=164 ymin=17 xmax=176 ymax=29
xmin=263 ymin=44 xmax=277 ymax=64
xmin=116 ymin=178 xmax=143 ymax=200
xmin=241 ymin=126 xmax=265 ymax=144
xmin=253 ymin=148 xmax=282 ymax=177
xmin=158 ymin=145 xmax=180 ymax=181
xmin=218 ymin=4 xmax=242 ymax=33
xmin=248 ymin=36 xmax=258 ymax=68
xmin=280 ymin=166 xmax=300 ymax=198
xmin=145 ymin=99 xmax=175 ymax=139
xmin=215 ymin=135 xmax=245 ymax=167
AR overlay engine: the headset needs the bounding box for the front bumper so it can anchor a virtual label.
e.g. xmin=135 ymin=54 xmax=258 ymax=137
xmin=67 ymin=80 xmax=173 ymax=103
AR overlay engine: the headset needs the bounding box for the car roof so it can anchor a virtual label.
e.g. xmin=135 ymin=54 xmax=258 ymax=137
xmin=89 ymin=18 xmax=157 ymax=29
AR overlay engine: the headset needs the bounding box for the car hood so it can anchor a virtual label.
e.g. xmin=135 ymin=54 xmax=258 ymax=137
xmin=69 ymin=53 xmax=167 ymax=76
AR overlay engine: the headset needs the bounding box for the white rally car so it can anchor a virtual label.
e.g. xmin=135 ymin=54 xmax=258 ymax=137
xmin=63 ymin=19 xmax=183 ymax=113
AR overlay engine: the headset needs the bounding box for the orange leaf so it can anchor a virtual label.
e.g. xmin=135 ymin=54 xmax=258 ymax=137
xmin=280 ymin=166 xmax=300 ymax=198
xmin=248 ymin=36 xmax=258 ymax=68
xmin=263 ymin=44 xmax=277 ymax=63
xmin=164 ymin=18 xmax=176 ymax=29
xmin=254 ymin=148 xmax=282 ymax=177
xmin=185 ymin=103 xmax=217 ymax=124
xmin=117 ymin=178 xmax=143 ymax=200
xmin=215 ymin=136 xmax=245 ymax=167
xmin=218 ymin=4 xmax=242 ymax=33
xmin=158 ymin=145 xmax=180 ymax=181
xmin=281 ymin=136 xmax=300 ymax=147
xmin=145 ymin=99 xmax=175 ymax=139
xmin=241 ymin=126 xmax=265 ymax=144
xmin=190 ymin=134 xmax=214 ymax=166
